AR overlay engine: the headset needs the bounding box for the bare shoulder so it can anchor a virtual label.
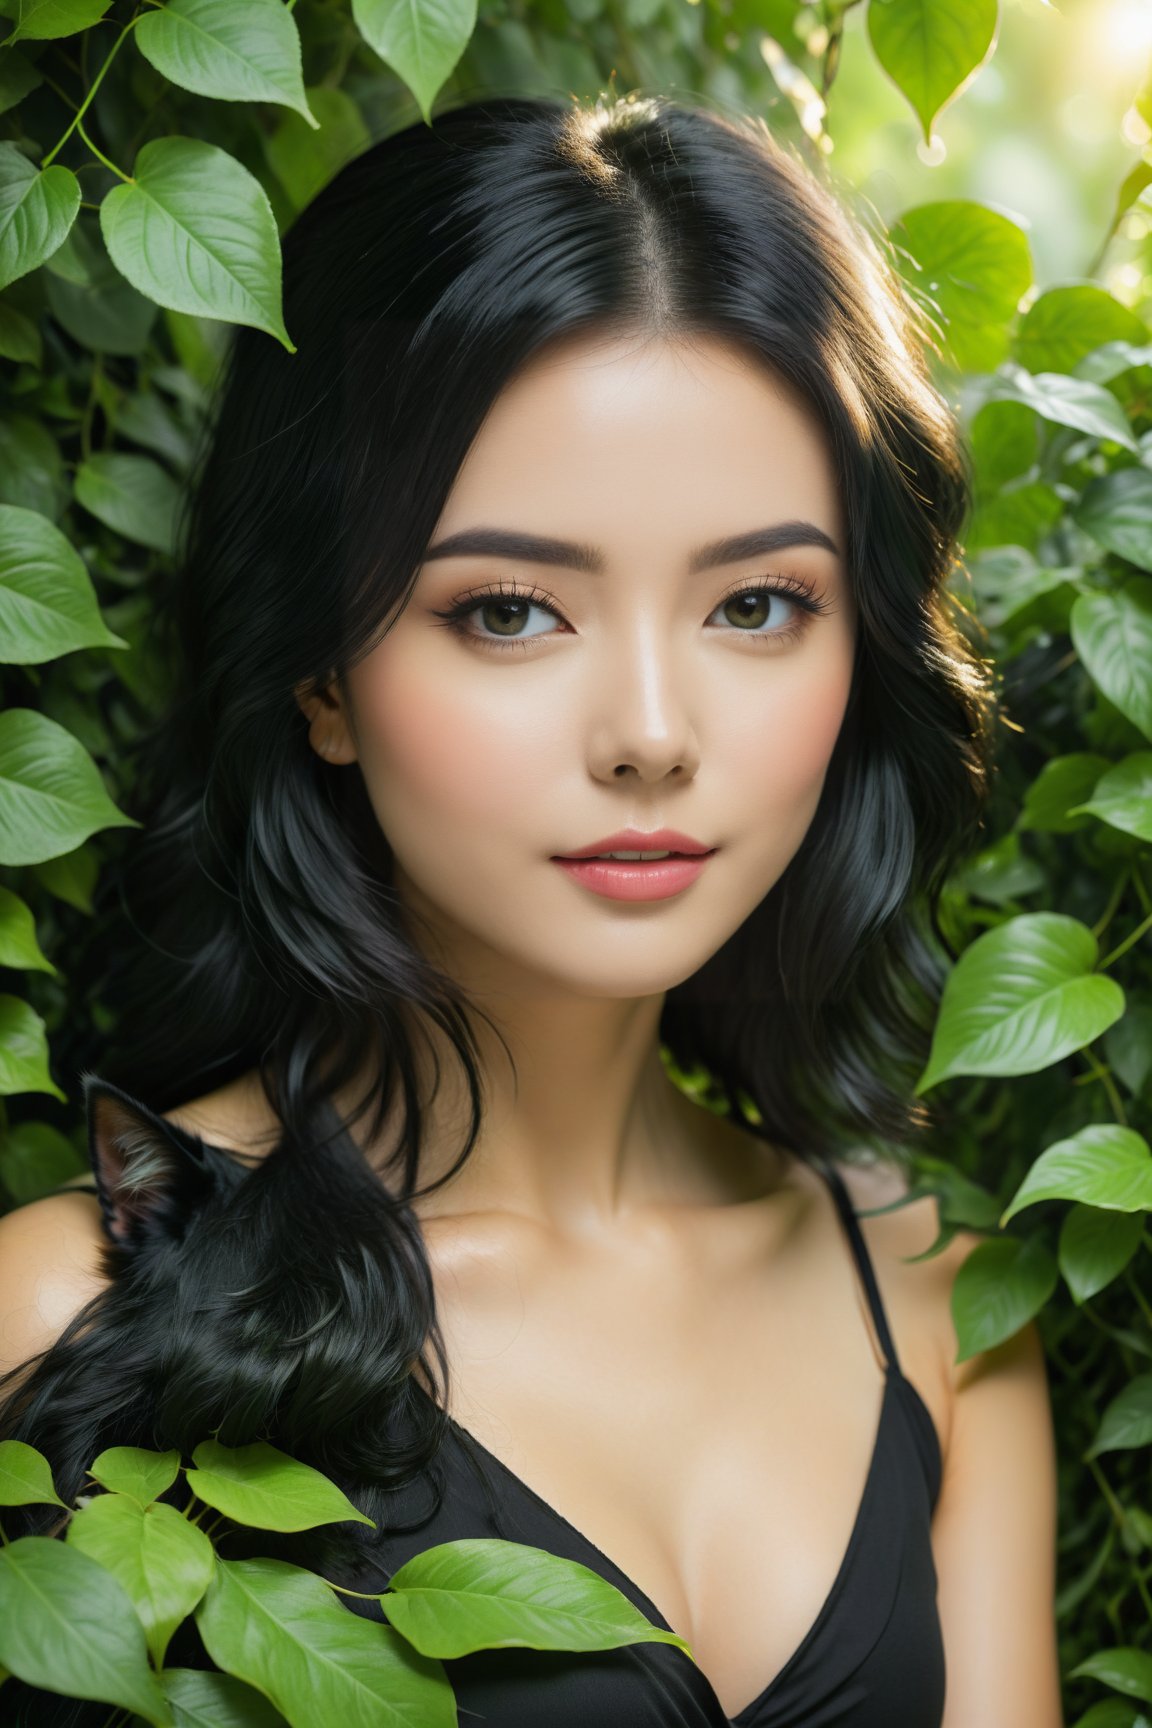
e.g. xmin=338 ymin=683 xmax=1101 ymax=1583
xmin=0 ymin=1189 xmax=111 ymax=1381
xmin=824 ymin=1153 xmax=989 ymax=1461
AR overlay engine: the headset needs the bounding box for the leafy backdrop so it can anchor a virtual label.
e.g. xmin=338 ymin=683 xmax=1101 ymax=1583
xmin=1 ymin=1 xmax=1151 ymax=1723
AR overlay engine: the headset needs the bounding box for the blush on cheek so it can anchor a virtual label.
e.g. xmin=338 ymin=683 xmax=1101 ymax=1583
xmin=351 ymin=648 xmax=541 ymax=827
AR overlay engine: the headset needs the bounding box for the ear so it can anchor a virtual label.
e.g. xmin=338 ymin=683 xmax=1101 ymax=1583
xmin=293 ymin=672 xmax=358 ymax=766
xmin=83 ymin=1073 xmax=213 ymax=1251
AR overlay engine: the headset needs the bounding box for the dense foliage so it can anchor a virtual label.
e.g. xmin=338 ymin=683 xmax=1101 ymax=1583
xmin=1 ymin=0 xmax=1150 ymax=1722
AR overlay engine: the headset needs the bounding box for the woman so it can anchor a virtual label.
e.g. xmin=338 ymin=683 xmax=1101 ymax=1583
xmin=0 ymin=92 xmax=1061 ymax=1726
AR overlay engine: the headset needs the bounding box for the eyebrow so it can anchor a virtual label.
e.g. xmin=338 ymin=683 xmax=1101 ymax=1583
xmin=421 ymin=519 xmax=841 ymax=574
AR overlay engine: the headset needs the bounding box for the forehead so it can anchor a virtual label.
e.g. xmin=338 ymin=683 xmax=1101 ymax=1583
xmin=433 ymin=330 xmax=845 ymax=557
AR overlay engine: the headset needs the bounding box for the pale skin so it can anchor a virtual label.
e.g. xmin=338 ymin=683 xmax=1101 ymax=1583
xmin=0 ymin=331 xmax=1061 ymax=1724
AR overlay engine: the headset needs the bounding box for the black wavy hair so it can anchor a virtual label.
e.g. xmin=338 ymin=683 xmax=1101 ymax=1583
xmin=0 ymin=93 xmax=997 ymax=1707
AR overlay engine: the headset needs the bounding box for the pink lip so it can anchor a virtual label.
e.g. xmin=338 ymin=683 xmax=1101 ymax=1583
xmin=553 ymin=827 xmax=712 ymax=860
xmin=551 ymin=853 xmax=715 ymax=902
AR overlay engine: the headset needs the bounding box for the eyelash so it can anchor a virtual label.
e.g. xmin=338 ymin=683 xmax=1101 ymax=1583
xmin=429 ymin=572 xmax=834 ymax=653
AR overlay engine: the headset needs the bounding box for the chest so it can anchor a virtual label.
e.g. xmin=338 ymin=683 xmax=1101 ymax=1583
xmin=412 ymin=1185 xmax=948 ymax=1721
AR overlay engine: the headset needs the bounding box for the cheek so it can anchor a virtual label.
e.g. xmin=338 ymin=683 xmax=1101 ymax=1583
xmin=348 ymin=642 xmax=551 ymax=837
xmin=723 ymin=640 xmax=855 ymax=825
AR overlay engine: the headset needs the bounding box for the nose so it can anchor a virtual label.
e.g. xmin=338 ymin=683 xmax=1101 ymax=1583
xmin=585 ymin=620 xmax=701 ymax=784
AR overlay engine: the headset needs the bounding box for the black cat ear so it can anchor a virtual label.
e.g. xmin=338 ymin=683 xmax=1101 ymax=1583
xmin=82 ymin=1072 xmax=208 ymax=1250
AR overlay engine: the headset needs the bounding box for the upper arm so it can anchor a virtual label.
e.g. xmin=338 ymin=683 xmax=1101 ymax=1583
xmin=0 ymin=1191 xmax=112 ymax=1389
xmin=933 ymin=1242 xmax=1063 ymax=1728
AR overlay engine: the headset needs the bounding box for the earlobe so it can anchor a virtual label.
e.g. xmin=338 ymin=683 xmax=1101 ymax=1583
xmin=293 ymin=674 xmax=358 ymax=766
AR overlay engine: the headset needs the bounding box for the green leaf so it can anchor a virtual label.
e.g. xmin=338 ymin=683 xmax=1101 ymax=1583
xmin=866 ymin=0 xmax=998 ymax=144
xmin=890 ymin=199 xmax=1031 ymax=372
xmin=89 ymin=1446 xmax=182 ymax=1510
xmin=0 ymin=1119 xmax=86 ymax=1201
xmin=915 ymin=913 xmax=1125 ymax=1092
xmin=1000 ymin=1125 xmax=1152 ymax=1225
xmin=186 ymin=1439 xmax=376 ymax=1533
xmin=0 ymin=1536 xmax=172 ymax=1725
xmin=1070 ymin=577 xmax=1152 ymax=743
xmin=2 ymin=0 xmax=111 ymax=41
xmin=0 ymin=43 xmax=44 ymax=116
xmin=0 ymin=412 xmax=66 ymax=522
xmin=0 ymin=883 xmax=55 ymax=973
xmin=0 ymin=144 xmax=81 ymax=292
xmin=74 ymin=452 xmax=183 ymax=557
xmin=1015 ymin=753 xmax=1110 ymax=834
xmin=0 ymin=993 xmax=65 ymax=1100
xmin=135 ymin=0 xmax=317 ymax=128
xmin=1070 ymin=1646 xmax=1152 ymax=1704
xmin=67 ymin=1494 xmax=215 ymax=1669
xmin=384 ymin=1537 xmax=695 ymax=1660
xmin=262 ymin=86 xmax=370 ymax=216
xmin=950 ymin=1234 xmax=1058 ymax=1361
xmin=982 ymin=368 xmax=1136 ymax=451
xmin=195 ymin=1556 xmax=454 ymax=1728
xmin=0 ymin=1440 xmax=66 ymax=1508
xmin=1103 ymin=1003 xmax=1152 ymax=1096
xmin=32 ymin=839 xmax=99 ymax=912
xmin=351 ymin=0 xmax=478 ymax=127
xmin=0 ymin=707 xmax=138 ymax=866
xmin=968 ymin=398 xmax=1038 ymax=490
xmin=43 ymin=218 xmax=158 ymax=356
xmin=1088 ymin=1380 xmax=1152 ymax=1459
xmin=0 ymin=502 xmax=128 ymax=662
xmin=0 ymin=300 xmax=41 ymax=365
xmin=100 ymin=137 xmax=294 ymax=354
xmin=161 ymin=1668 xmax=290 ymax=1728
xmin=1059 ymin=1204 xmax=1145 ymax=1304
xmin=1015 ymin=285 xmax=1149 ymax=375
xmin=1068 ymin=753 xmax=1152 ymax=842
xmin=1075 ymin=470 xmax=1152 ymax=569
xmin=966 ymin=479 xmax=1062 ymax=553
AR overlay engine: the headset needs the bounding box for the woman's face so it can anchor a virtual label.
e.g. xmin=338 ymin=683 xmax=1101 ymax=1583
xmin=300 ymin=330 xmax=858 ymax=1001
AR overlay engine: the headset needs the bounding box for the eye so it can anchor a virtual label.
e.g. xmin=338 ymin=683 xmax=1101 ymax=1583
xmin=430 ymin=573 xmax=834 ymax=652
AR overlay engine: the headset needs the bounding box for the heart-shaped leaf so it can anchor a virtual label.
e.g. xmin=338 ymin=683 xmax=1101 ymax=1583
xmin=983 ymin=368 xmax=1136 ymax=451
xmin=135 ymin=0 xmax=317 ymax=128
xmin=0 ymin=707 xmax=139 ymax=866
xmin=1059 ymin=1205 xmax=1145 ymax=1305
xmin=1 ymin=0 xmax=112 ymax=41
xmin=950 ymin=1234 xmax=1058 ymax=1361
xmin=0 ymin=144 xmax=80 ymax=293
xmin=1000 ymin=1125 xmax=1152 ymax=1225
xmin=0 ymin=502 xmax=128 ymax=663
xmin=0 ymin=884 xmax=55 ymax=973
xmin=1070 ymin=577 xmax=1152 ymax=743
xmin=0 ymin=1536 xmax=171 ymax=1725
xmin=384 ymin=1537 xmax=695 ymax=1660
xmin=160 ymin=1668 xmax=290 ymax=1727
xmin=0 ymin=994 xmax=66 ymax=1100
xmin=890 ymin=199 xmax=1032 ymax=372
xmin=0 ymin=1119 xmax=86 ymax=1201
xmin=1015 ymin=285 xmax=1149 ymax=375
xmin=351 ymin=0 xmax=477 ymax=127
xmin=1016 ymin=753 xmax=1110 ymax=834
xmin=915 ymin=913 xmax=1125 ymax=1092
xmin=0 ymin=1440 xmax=66 ymax=1508
xmin=867 ymin=0 xmax=998 ymax=144
xmin=187 ymin=1439 xmax=375 ymax=1533
xmin=1067 ymin=753 xmax=1152 ymax=843
xmin=100 ymin=137 xmax=294 ymax=353
xmin=1068 ymin=1645 xmax=1152 ymax=1703
xmin=67 ymin=1494 xmax=215 ymax=1668
xmin=1087 ymin=1377 xmax=1152 ymax=1460
xmin=1075 ymin=471 xmax=1152 ymax=570
xmin=89 ymin=1446 xmax=182 ymax=1510
xmin=74 ymin=452 xmax=183 ymax=556
xmin=196 ymin=1556 xmax=453 ymax=1728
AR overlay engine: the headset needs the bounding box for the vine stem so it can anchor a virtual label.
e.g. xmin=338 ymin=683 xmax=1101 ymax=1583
xmin=41 ymin=12 xmax=141 ymax=170
xmin=75 ymin=116 xmax=132 ymax=183
xmin=1098 ymin=905 xmax=1152 ymax=972
xmin=1092 ymin=867 xmax=1131 ymax=941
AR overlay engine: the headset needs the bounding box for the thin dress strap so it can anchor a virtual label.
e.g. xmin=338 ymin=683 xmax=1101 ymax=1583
xmin=814 ymin=1154 xmax=901 ymax=1376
